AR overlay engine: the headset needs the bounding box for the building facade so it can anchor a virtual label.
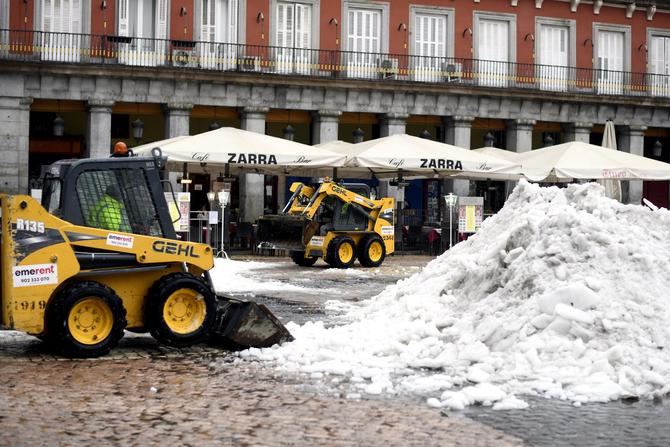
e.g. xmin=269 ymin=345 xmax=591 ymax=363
xmin=2 ymin=0 xmax=670 ymax=225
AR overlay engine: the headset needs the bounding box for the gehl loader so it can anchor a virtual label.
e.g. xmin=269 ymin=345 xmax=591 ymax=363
xmin=257 ymin=180 xmax=395 ymax=268
xmin=0 ymin=146 xmax=291 ymax=357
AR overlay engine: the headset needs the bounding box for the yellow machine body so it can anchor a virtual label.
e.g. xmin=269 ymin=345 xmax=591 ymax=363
xmin=0 ymin=194 xmax=213 ymax=336
xmin=257 ymin=181 xmax=395 ymax=267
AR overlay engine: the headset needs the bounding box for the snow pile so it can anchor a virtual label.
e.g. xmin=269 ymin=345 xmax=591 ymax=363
xmin=243 ymin=181 xmax=670 ymax=409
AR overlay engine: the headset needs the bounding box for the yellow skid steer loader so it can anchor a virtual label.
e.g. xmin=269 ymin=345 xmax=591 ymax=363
xmin=257 ymin=180 xmax=395 ymax=268
xmin=0 ymin=149 xmax=291 ymax=357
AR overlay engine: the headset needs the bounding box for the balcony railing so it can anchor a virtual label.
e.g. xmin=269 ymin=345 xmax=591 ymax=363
xmin=2 ymin=29 xmax=670 ymax=98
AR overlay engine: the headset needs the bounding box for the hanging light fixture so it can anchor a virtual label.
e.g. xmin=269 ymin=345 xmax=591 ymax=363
xmin=53 ymin=115 xmax=65 ymax=137
xmin=131 ymin=103 xmax=144 ymax=142
xmin=484 ymin=131 xmax=495 ymax=147
xmin=283 ymin=109 xmax=295 ymax=141
xmin=653 ymin=139 xmax=663 ymax=158
xmin=419 ymin=129 xmax=432 ymax=139
xmin=132 ymin=118 xmax=144 ymax=142
xmin=53 ymin=100 xmax=64 ymax=136
xmin=210 ymin=106 xmax=220 ymax=130
xmin=543 ymin=133 xmax=554 ymax=146
xmin=353 ymin=127 xmax=365 ymax=143
xmin=283 ymin=124 xmax=295 ymax=141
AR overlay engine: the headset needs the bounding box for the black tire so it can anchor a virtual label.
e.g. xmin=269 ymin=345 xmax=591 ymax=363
xmin=358 ymin=235 xmax=386 ymax=268
xmin=145 ymin=272 xmax=217 ymax=347
xmin=326 ymin=236 xmax=357 ymax=269
xmin=46 ymin=281 xmax=127 ymax=358
xmin=290 ymin=250 xmax=318 ymax=267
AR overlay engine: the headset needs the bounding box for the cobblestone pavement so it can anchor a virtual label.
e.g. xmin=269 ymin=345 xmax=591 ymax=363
xmin=0 ymin=255 xmax=522 ymax=447
xmin=2 ymin=254 xmax=669 ymax=446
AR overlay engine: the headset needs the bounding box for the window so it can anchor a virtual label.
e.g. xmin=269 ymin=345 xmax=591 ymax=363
xmin=536 ymin=18 xmax=575 ymax=92
xmin=343 ymin=2 xmax=389 ymax=79
xmin=0 ymin=0 xmax=7 ymax=53
xmin=117 ymin=0 xmax=169 ymax=67
xmin=648 ymin=31 xmax=670 ymax=97
xmin=197 ymin=0 xmax=240 ymax=70
xmin=40 ymin=0 xmax=83 ymax=62
xmin=594 ymin=24 xmax=630 ymax=95
xmin=410 ymin=7 xmax=453 ymax=83
xmin=475 ymin=12 xmax=516 ymax=88
xmin=271 ymin=1 xmax=316 ymax=74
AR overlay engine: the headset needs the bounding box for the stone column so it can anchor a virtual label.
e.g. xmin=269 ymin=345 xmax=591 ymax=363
xmin=379 ymin=112 xmax=408 ymax=137
xmin=445 ymin=116 xmax=474 ymax=197
xmin=86 ymin=99 xmax=114 ymax=159
xmin=562 ymin=122 xmax=592 ymax=143
xmin=0 ymin=97 xmax=31 ymax=193
xmin=506 ymin=119 xmax=536 ymax=153
xmin=164 ymin=102 xmax=193 ymax=138
xmin=505 ymin=119 xmax=536 ymax=197
xmin=620 ymin=125 xmax=647 ymax=204
xmin=311 ymin=110 xmax=341 ymax=144
xmin=378 ymin=113 xmax=408 ymax=202
xmin=239 ymin=107 xmax=269 ymax=223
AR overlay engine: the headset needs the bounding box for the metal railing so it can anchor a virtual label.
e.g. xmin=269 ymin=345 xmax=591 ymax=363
xmin=2 ymin=29 xmax=670 ymax=98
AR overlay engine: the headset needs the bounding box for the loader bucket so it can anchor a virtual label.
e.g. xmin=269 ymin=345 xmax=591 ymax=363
xmin=256 ymin=214 xmax=316 ymax=252
xmin=211 ymin=295 xmax=294 ymax=349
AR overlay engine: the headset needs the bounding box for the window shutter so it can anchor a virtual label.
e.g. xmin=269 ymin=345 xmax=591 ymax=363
xmin=228 ymin=0 xmax=239 ymax=44
xmin=295 ymin=3 xmax=311 ymax=49
xmin=42 ymin=0 xmax=52 ymax=32
xmin=118 ymin=0 xmax=129 ymax=36
xmin=156 ymin=0 xmax=168 ymax=39
xmin=71 ymin=0 xmax=81 ymax=34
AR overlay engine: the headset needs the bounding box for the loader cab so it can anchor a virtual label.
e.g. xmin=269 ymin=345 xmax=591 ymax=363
xmin=41 ymin=154 xmax=177 ymax=240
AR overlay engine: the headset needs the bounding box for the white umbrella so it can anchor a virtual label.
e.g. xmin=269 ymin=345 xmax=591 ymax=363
xmin=133 ymin=127 xmax=347 ymax=174
xmin=472 ymin=146 xmax=522 ymax=162
xmin=334 ymin=134 xmax=519 ymax=178
xmin=597 ymin=121 xmax=622 ymax=201
xmin=515 ymin=141 xmax=670 ymax=182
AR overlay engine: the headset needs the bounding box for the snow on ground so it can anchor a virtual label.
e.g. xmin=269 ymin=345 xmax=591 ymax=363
xmin=210 ymin=258 xmax=341 ymax=296
xmin=241 ymin=180 xmax=670 ymax=410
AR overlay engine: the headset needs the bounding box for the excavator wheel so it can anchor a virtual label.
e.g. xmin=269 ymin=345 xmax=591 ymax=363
xmin=358 ymin=235 xmax=386 ymax=268
xmin=146 ymin=272 xmax=217 ymax=347
xmin=289 ymin=250 xmax=318 ymax=267
xmin=326 ymin=236 xmax=357 ymax=269
xmin=46 ymin=281 xmax=127 ymax=358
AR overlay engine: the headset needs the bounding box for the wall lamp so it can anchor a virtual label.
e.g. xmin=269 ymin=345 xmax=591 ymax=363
xmin=638 ymin=43 xmax=648 ymax=52
xmin=398 ymin=23 xmax=407 ymax=31
xmin=462 ymin=27 xmax=472 ymax=38
xmin=329 ymin=18 xmax=338 ymax=26
xmin=100 ymin=0 xmax=107 ymax=10
xmin=524 ymin=33 xmax=534 ymax=42
xmin=257 ymin=12 xmax=265 ymax=23
xmin=583 ymin=38 xmax=593 ymax=47
xmin=180 ymin=7 xmax=188 ymax=16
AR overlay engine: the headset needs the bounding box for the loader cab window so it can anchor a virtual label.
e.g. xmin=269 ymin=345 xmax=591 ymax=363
xmin=76 ymin=169 xmax=164 ymax=237
xmin=332 ymin=200 xmax=367 ymax=231
xmin=42 ymin=176 xmax=62 ymax=215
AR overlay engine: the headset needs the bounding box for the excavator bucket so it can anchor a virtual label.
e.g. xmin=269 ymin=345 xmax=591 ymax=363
xmin=211 ymin=295 xmax=294 ymax=349
xmin=256 ymin=214 xmax=315 ymax=251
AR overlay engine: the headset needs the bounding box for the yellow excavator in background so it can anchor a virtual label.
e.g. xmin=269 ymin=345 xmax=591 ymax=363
xmin=0 ymin=148 xmax=291 ymax=357
xmin=257 ymin=180 xmax=395 ymax=268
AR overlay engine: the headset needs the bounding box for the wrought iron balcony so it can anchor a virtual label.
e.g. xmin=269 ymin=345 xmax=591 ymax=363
xmin=2 ymin=29 xmax=669 ymax=98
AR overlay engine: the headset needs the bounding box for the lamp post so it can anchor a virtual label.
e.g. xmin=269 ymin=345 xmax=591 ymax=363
xmin=444 ymin=193 xmax=458 ymax=250
xmin=206 ymin=192 xmax=216 ymax=246
xmin=217 ymin=190 xmax=230 ymax=257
